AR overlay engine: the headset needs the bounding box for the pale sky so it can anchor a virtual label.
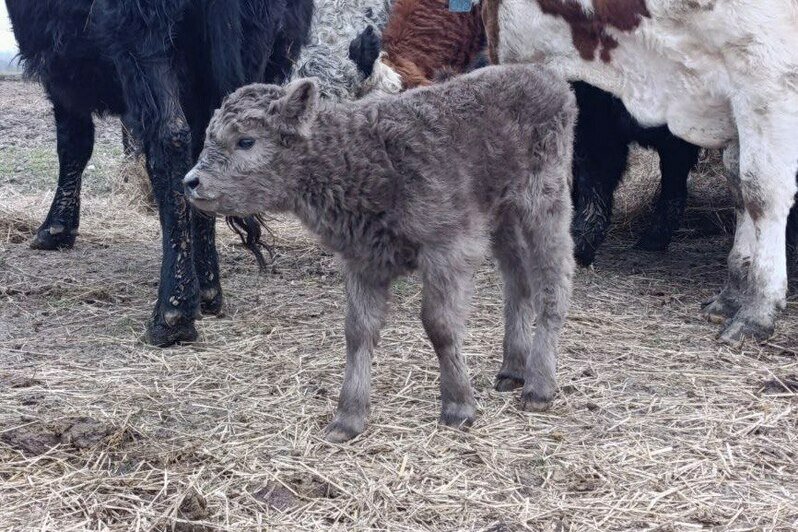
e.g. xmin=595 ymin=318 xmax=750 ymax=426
xmin=1 ymin=4 xmax=17 ymax=53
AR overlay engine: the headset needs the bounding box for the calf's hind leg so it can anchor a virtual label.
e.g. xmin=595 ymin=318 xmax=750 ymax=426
xmin=491 ymin=217 xmax=535 ymax=393
xmin=420 ymin=253 xmax=478 ymax=428
xmin=324 ymin=271 xmax=390 ymax=443
xmin=519 ymin=202 xmax=575 ymax=411
xmin=32 ymin=102 xmax=94 ymax=250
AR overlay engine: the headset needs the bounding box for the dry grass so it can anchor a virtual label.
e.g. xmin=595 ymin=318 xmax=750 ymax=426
xmin=1 ymin=80 xmax=797 ymax=531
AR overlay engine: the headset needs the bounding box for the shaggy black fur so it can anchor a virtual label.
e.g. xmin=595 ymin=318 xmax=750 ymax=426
xmin=571 ymin=83 xmax=798 ymax=270
xmin=569 ymin=82 xmax=701 ymax=267
xmin=6 ymin=0 xmax=313 ymax=346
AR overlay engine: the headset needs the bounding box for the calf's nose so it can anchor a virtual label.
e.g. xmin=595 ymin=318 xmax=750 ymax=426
xmin=183 ymin=170 xmax=200 ymax=191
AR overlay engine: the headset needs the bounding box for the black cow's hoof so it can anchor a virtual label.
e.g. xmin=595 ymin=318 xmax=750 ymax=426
xmin=634 ymin=231 xmax=671 ymax=252
xmin=574 ymin=244 xmax=597 ymax=268
xmin=145 ymin=318 xmax=198 ymax=347
xmin=200 ymin=288 xmax=224 ymax=316
xmin=30 ymin=226 xmax=77 ymax=250
xmin=788 ymin=247 xmax=797 ymax=288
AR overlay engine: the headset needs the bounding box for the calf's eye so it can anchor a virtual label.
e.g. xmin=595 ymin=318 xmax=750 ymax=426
xmin=237 ymin=138 xmax=255 ymax=150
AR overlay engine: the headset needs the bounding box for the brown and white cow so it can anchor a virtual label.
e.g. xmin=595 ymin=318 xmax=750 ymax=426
xmin=353 ymin=0 xmax=486 ymax=95
xmin=484 ymin=0 xmax=798 ymax=342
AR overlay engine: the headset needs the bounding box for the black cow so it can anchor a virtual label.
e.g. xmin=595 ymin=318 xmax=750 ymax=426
xmin=569 ymin=82 xmax=701 ymax=267
xmin=571 ymin=82 xmax=798 ymax=273
xmin=6 ymin=0 xmax=313 ymax=346
xmin=789 ymin=200 xmax=798 ymax=282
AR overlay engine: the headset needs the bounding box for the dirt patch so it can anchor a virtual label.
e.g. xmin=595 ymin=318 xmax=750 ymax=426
xmin=172 ymin=488 xmax=212 ymax=532
xmin=1 ymin=417 xmax=115 ymax=456
xmin=254 ymin=474 xmax=340 ymax=512
xmin=761 ymin=375 xmax=798 ymax=395
xmin=0 ymin=374 xmax=43 ymax=389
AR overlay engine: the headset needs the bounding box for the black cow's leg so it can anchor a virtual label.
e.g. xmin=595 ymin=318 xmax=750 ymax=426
xmin=114 ymin=58 xmax=200 ymax=346
xmin=636 ymin=138 xmax=700 ymax=251
xmin=188 ymin=121 xmax=223 ymax=316
xmin=144 ymin=127 xmax=200 ymax=346
xmin=31 ymin=103 xmax=94 ymax=250
xmin=570 ymin=84 xmax=630 ymax=267
xmin=571 ymin=141 xmax=629 ymax=268
xmin=192 ymin=213 xmax=223 ymax=315
xmin=788 ymin=198 xmax=798 ymax=287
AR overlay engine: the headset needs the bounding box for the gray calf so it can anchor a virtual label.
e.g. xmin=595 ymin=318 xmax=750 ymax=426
xmin=185 ymin=65 xmax=577 ymax=442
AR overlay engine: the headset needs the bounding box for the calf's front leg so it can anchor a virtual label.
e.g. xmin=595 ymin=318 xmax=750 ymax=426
xmin=324 ymin=271 xmax=390 ymax=443
xmin=703 ymin=143 xmax=751 ymax=320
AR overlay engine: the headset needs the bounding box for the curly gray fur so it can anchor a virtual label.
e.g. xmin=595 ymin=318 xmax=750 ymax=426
xmin=291 ymin=0 xmax=393 ymax=100
xmin=186 ymin=65 xmax=578 ymax=441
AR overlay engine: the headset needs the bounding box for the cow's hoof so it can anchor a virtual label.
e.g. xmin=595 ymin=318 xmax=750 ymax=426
xmin=520 ymin=390 xmax=553 ymax=412
xmin=573 ymin=243 xmax=597 ymax=268
xmin=494 ymin=375 xmax=524 ymax=392
xmin=719 ymin=315 xmax=774 ymax=344
xmin=634 ymin=231 xmax=670 ymax=252
xmin=145 ymin=318 xmax=198 ymax=347
xmin=30 ymin=226 xmax=77 ymax=251
xmin=439 ymin=402 xmax=476 ymax=430
xmin=702 ymin=293 xmax=741 ymax=322
xmin=200 ymin=288 xmax=224 ymax=316
xmin=323 ymin=418 xmax=364 ymax=443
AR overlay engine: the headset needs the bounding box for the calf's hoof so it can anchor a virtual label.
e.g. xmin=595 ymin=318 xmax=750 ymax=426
xmin=323 ymin=417 xmax=365 ymax=443
xmin=30 ymin=226 xmax=77 ymax=251
xmin=146 ymin=311 xmax=199 ymax=347
xmin=494 ymin=374 xmax=524 ymax=392
xmin=520 ymin=390 xmax=553 ymax=412
xmin=200 ymin=288 xmax=224 ymax=316
xmin=439 ymin=402 xmax=476 ymax=429
xmin=719 ymin=314 xmax=774 ymax=344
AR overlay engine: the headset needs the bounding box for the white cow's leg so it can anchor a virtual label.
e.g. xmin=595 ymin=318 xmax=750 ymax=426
xmin=704 ymin=142 xmax=754 ymax=319
xmin=720 ymin=104 xmax=798 ymax=342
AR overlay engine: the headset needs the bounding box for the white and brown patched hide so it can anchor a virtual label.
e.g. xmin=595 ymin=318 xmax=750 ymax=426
xmin=484 ymin=0 xmax=798 ymax=341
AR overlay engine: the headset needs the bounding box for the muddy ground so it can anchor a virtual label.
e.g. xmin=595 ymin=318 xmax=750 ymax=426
xmin=1 ymin=79 xmax=797 ymax=531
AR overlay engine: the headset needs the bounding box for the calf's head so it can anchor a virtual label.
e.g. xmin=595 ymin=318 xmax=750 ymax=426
xmin=184 ymin=79 xmax=321 ymax=216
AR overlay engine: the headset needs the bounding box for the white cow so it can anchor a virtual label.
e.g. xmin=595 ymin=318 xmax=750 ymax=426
xmin=484 ymin=0 xmax=798 ymax=341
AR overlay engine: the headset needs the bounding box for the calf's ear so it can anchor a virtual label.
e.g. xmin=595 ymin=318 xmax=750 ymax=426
xmin=268 ymin=78 xmax=320 ymax=136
